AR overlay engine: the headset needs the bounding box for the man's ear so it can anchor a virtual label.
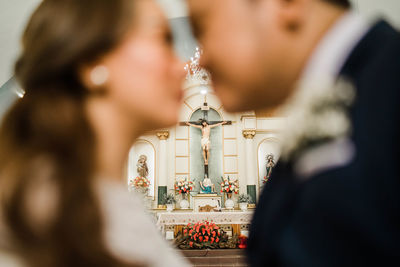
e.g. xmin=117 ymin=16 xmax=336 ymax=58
xmin=278 ymin=0 xmax=311 ymax=32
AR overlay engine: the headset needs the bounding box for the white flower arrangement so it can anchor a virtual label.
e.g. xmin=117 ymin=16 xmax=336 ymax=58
xmin=279 ymin=77 xmax=356 ymax=161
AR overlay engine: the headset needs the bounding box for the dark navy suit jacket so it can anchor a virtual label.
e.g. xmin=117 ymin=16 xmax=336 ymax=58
xmin=247 ymin=21 xmax=400 ymax=266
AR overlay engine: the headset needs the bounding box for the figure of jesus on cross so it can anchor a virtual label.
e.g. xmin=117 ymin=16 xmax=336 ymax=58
xmin=185 ymin=119 xmax=228 ymax=165
xmin=180 ymin=102 xmax=232 ymax=176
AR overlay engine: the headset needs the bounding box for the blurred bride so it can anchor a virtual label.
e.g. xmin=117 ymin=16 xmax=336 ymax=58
xmin=0 ymin=0 xmax=189 ymax=266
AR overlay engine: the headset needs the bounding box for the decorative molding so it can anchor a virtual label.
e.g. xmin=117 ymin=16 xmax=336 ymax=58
xmin=240 ymin=114 xmax=256 ymax=121
xmin=156 ymin=130 xmax=170 ymax=140
xmin=184 ymin=101 xmax=194 ymax=111
xmin=255 ymin=130 xmax=282 ymax=134
xmin=199 ymin=205 xmax=216 ymax=212
xmin=242 ymin=130 xmax=256 ymax=139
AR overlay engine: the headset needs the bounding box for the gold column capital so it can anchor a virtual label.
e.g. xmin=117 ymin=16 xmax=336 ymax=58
xmin=156 ymin=130 xmax=170 ymax=140
xmin=242 ymin=130 xmax=256 ymax=139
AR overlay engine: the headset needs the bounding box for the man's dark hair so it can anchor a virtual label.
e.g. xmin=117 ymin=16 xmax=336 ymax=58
xmin=323 ymin=0 xmax=351 ymax=8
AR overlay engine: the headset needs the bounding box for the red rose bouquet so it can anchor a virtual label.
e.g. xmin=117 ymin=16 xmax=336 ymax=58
xmin=183 ymin=221 xmax=222 ymax=249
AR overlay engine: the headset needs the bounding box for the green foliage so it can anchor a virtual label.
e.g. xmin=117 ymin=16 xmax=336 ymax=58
xmin=163 ymin=193 xmax=176 ymax=204
xmin=238 ymin=194 xmax=252 ymax=203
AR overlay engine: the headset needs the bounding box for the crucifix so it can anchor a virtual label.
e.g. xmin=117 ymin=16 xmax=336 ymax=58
xmin=179 ymin=102 xmax=231 ymax=177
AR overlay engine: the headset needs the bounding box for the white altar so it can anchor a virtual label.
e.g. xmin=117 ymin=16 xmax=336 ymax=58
xmin=156 ymin=210 xmax=253 ymax=240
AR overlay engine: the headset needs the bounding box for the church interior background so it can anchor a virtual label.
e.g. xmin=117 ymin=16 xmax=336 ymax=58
xmin=122 ymin=12 xmax=286 ymax=250
xmin=123 ymin=4 xmax=290 ymax=217
xmin=119 ymin=1 xmax=400 ymax=253
xmin=1 ymin=2 xmax=399 ymax=213
xmin=0 ymin=0 xmax=399 ymax=262
xmin=127 ymin=48 xmax=283 ymax=210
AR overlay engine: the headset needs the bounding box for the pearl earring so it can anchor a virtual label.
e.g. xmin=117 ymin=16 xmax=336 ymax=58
xmin=90 ymin=65 xmax=109 ymax=86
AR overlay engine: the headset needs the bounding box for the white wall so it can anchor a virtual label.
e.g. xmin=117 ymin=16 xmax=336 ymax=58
xmin=128 ymin=140 xmax=156 ymax=198
xmin=351 ymin=0 xmax=400 ymax=28
xmin=0 ymin=0 xmax=40 ymax=86
xmin=257 ymin=136 xmax=281 ymax=191
xmin=157 ymin=0 xmax=187 ymax=19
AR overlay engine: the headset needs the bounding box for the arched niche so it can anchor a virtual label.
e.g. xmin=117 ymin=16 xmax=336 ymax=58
xmin=189 ymin=107 xmax=223 ymax=194
xmin=128 ymin=140 xmax=156 ymax=199
xmin=257 ymin=138 xmax=281 ymax=193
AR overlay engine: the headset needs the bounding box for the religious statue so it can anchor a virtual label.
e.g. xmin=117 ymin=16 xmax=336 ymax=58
xmin=265 ymin=154 xmax=275 ymax=180
xmin=200 ymin=174 xmax=215 ymax=194
xmin=136 ymin=155 xmax=149 ymax=178
xmin=186 ymin=119 xmax=227 ymax=165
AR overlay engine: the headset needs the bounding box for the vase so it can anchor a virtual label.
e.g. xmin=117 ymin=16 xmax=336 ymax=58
xmin=180 ymin=193 xmax=189 ymax=209
xmin=166 ymin=203 xmax=174 ymax=212
xmin=225 ymin=193 xmax=234 ymax=210
xmin=239 ymin=202 xmax=248 ymax=211
xmin=180 ymin=199 xmax=189 ymax=209
xmin=134 ymin=187 xmax=148 ymax=195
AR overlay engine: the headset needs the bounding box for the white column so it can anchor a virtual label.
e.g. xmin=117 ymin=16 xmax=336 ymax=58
xmin=243 ymin=130 xmax=256 ymax=184
xmin=157 ymin=132 xmax=169 ymax=186
xmin=243 ymin=130 xmax=257 ymax=204
xmin=156 ymin=130 xmax=169 ymax=207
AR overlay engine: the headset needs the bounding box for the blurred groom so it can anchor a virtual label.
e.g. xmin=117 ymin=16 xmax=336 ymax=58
xmin=188 ymin=0 xmax=400 ymax=266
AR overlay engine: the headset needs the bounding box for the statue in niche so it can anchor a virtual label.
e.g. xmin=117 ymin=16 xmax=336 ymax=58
xmin=200 ymin=174 xmax=215 ymax=194
xmin=265 ymin=154 xmax=275 ymax=181
xmin=186 ymin=119 xmax=228 ymax=165
xmin=137 ymin=155 xmax=149 ymax=178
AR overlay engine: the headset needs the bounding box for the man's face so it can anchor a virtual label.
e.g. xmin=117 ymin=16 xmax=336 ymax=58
xmin=188 ymin=0 xmax=298 ymax=112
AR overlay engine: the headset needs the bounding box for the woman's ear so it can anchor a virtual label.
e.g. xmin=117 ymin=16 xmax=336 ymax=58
xmin=79 ymin=63 xmax=109 ymax=95
xmin=278 ymin=0 xmax=310 ymax=32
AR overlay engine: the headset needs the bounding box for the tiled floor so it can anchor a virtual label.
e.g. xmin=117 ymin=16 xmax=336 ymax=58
xmin=182 ymin=249 xmax=248 ymax=267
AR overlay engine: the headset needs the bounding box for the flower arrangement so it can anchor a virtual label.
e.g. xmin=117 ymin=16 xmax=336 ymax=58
xmin=238 ymin=235 xmax=248 ymax=249
xmin=220 ymin=176 xmax=239 ymax=194
xmin=129 ymin=176 xmax=150 ymax=190
xmin=163 ymin=193 xmax=176 ymax=205
xmin=174 ymin=220 xmax=242 ymax=249
xmin=238 ymin=194 xmax=252 ymax=204
xmin=183 ymin=221 xmax=222 ymax=249
xmin=175 ymin=178 xmax=194 ymax=195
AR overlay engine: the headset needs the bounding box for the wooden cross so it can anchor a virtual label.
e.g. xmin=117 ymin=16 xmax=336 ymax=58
xmin=179 ymin=102 xmax=231 ymax=177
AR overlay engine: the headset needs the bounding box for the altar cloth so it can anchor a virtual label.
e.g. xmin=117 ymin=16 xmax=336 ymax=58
xmin=156 ymin=211 xmax=253 ymax=231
